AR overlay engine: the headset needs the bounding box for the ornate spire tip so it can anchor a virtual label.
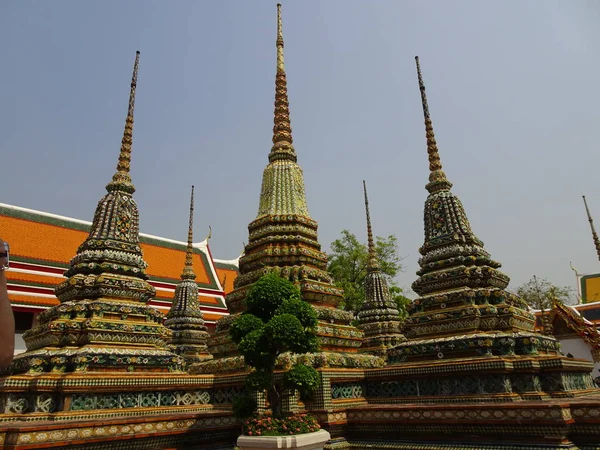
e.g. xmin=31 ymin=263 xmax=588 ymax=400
xmin=269 ymin=0 xmax=296 ymax=162
xmin=106 ymin=51 xmax=140 ymax=194
xmin=363 ymin=180 xmax=379 ymax=271
xmin=182 ymin=185 xmax=196 ymax=280
xmin=582 ymin=195 xmax=600 ymax=262
xmin=414 ymin=56 xmax=452 ymax=193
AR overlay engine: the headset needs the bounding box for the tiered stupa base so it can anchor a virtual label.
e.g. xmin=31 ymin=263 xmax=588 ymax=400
xmin=368 ymin=353 xmax=596 ymax=404
xmin=359 ymin=329 xmax=406 ymax=360
xmin=9 ymin=347 xmax=182 ymax=376
xmin=338 ymin=394 xmax=600 ymax=450
xmin=10 ymin=296 xmax=184 ymax=374
xmin=200 ymin=284 xmax=382 ymax=374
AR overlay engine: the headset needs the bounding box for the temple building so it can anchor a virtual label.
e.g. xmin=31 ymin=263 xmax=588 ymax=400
xmin=0 ymin=201 xmax=238 ymax=353
xmin=573 ymin=195 xmax=600 ymax=304
xmin=531 ymin=196 xmax=600 ymax=376
xmin=2 ymin=4 xmax=600 ymax=450
xmin=537 ymin=300 xmax=600 ymax=377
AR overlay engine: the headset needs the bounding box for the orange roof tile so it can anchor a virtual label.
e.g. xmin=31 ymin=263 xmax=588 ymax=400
xmin=1 ymin=204 xmax=237 ymax=314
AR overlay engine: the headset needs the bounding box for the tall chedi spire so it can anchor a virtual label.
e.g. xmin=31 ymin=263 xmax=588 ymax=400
xmin=384 ymin=57 xmax=596 ymax=403
xmin=12 ymin=52 xmax=184 ymax=375
xmin=200 ymin=4 xmax=380 ymax=374
xmin=257 ymin=3 xmax=308 ymax=217
xmin=165 ymin=186 xmax=212 ymax=364
xmin=106 ymin=51 xmax=139 ymax=194
xmin=357 ymin=181 xmax=405 ymax=359
xmin=268 ymin=3 xmax=297 ymax=164
xmin=390 ymin=56 xmax=554 ymax=360
xmin=405 ymin=57 xmax=520 ymax=337
xmin=582 ymin=195 xmax=600 ymax=262
xmin=415 ymin=57 xmax=453 ymax=195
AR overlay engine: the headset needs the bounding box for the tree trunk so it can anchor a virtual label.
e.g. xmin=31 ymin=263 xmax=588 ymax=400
xmin=266 ymin=386 xmax=283 ymax=419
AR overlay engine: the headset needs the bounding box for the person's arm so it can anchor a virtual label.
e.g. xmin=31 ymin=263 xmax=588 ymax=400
xmin=0 ymin=241 xmax=15 ymax=368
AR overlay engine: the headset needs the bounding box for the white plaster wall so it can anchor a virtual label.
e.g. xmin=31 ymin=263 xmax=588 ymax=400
xmin=559 ymin=337 xmax=600 ymax=377
xmin=14 ymin=333 xmax=26 ymax=355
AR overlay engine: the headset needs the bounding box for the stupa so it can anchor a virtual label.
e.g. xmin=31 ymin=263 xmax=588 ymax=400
xmin=379 ymin=57 xmax=596 ymax=402
xmin=357 ymin=181 xmax=406 ymax=359
xmin=199 ymin=4 xmax=381 ymax=374
xmin=0 ymin=55 xmax=235 ymax=441
xmin=9 ymin=51 xmax=184 ymax=376
xmin=165 ymin=186 xmax=212 ymax=364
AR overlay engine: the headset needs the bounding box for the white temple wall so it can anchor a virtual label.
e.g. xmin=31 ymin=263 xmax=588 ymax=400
xmin=559 ymin=337 xmax=599 ymax=377
xmin=14 ymin=333 xmax=26 ymax=355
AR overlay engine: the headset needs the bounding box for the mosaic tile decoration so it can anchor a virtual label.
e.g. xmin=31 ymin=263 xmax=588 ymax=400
xmin=201 ymin=4 xmax=380 ymax=374
xmin=165 ymin=186 xmax=212 ymax=365
xmin=357 ymin=182 xmax=406 ymax=360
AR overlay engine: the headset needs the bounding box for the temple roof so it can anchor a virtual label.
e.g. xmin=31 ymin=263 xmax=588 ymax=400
xmin=548 ymin=300 xmax=600 ymax=349
xmin=0 ymin=202 xmax=236 ymax=325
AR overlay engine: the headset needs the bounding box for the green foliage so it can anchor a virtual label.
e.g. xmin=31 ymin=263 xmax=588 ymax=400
xmin=246 ymin=371 xmax=272 ymax=391
xmin=328 ymin=230 xmax=408 ymax=317
xmin=263 ymin=314 xmax=315 ymax=354
xmin=230 ymin=314 xmax=264 ymax=344
xmin=276 ymin=298 xmax=318 ymax=328
xmin=389 ymin=285 xmax=411 ymax=316
xmin=230 ymin=273 xmax=320 ymax=422
xmin=238 ymin=329 xmax=272 ymax=368
xmin=514 ymin=276 xmax=574 ymax=310
xmin=283 ymin=364 xmax=320 ymax=399
xmin=245 ymin=272 xmax=301 ymax=321
xmin=232 ymin=394 xmax=258 ymax=420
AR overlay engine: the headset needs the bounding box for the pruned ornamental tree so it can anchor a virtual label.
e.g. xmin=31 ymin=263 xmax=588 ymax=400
xmin=230 ymin=272 xmax=320 ymax=420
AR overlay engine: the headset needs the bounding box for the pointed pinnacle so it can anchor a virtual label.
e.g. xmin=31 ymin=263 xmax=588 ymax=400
xmin=276 ymin=3 xmax=285 ymax=71
xmin=107 ymin=51 xmax=140 ymax=194
xmin=270 ymin=3 xmax=296 ymax=162
xmin=182 ymin=185 xmax=197 ymax=280
xmin=363 ymin=180 xmax=379 ymax=271
xmin=415 ymin=56 xmax=452 ymax=194
xmin=583 ymin=195 xmax=600 ymax=263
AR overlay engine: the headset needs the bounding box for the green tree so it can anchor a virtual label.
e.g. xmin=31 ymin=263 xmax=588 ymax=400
xmin=513 ymin=276 xmax=574 ymax=310
xmin=230 ymin=273 xmax=320 ymax=419
xmin=327 ymin=230 xmax=410 ymax=317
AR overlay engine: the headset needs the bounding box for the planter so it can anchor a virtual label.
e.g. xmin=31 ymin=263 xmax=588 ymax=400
xmin=237 ymin=429 xmax=331 ymax=450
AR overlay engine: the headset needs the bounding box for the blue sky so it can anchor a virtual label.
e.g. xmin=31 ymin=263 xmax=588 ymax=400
xmin=1 ymin=1 xmax=600 ymax=297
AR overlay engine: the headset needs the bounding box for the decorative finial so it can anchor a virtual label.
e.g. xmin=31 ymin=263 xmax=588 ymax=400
xmin=583 ymin=195 xmax=600 ymax=262
xmin=206 ymin=225 xmax=212 ymax=241
xmin=363 ymin=180 xmax=379 ymax=271
xmin=570 ymin=261 xmax=579 ymax=277
xmin=182 ymin=185 xmax=196 ymax=280
xmin=107 ymin=51 xmax=140 ymax=194
xmin=415 ymin=56 xmax=452 ymax=194
xmin=221 ymin=274 xmax=227 ymax=292
xmin=270 ymin=3 xmax=296 ymax=162
xmin=276 ymin=3 xmax=284 ymax=71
